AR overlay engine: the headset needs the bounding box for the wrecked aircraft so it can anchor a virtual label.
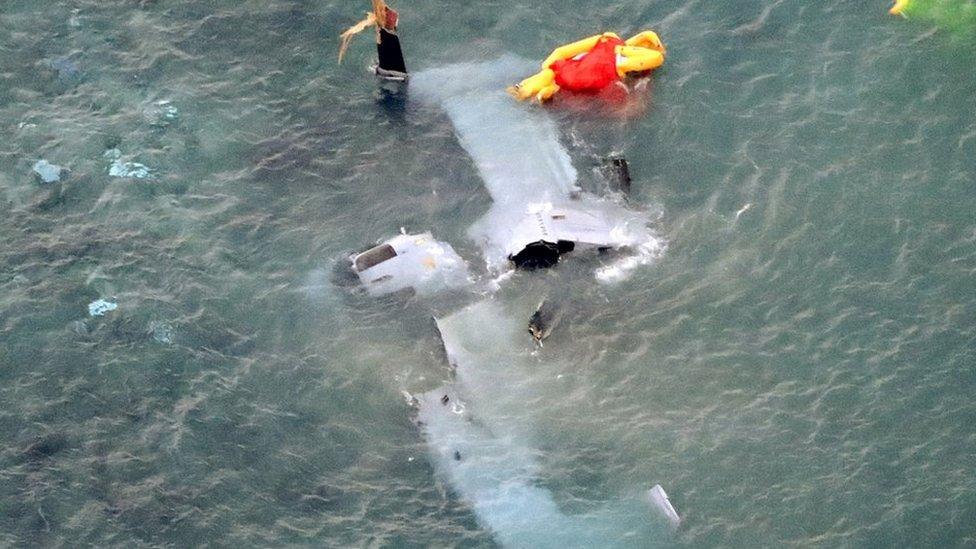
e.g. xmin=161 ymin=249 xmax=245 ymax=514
xmin=337 ymin=4 xmax=678 ymax=545
xmin=349 ymin=232 xmax=470 ymax=297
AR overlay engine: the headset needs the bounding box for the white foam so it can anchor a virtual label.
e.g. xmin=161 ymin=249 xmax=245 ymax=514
xmin=595 ymin=237 xmax=668 ymax=284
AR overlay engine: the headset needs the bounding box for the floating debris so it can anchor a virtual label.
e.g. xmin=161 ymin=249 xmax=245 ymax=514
xmin=104 ymin=149 xmax=153 ymax=179
xmin=647 ymin=485 xmax=681 ymax=527
xmin=32 ymin=160 xmax=63 ymax=183
xmin=508 ymin=30 xmax=665 ymax=103
xmin=735 ymin=203 xmax=752 ymax=220
xmin=338 ymin=0 xmax=408 ymax=80
xmin=602 ymin=154 xmax=632 ymax=194
xmin=88 ymin=299 xmax=118 ymax=317
xmin=528 ymin=299 xmax=563 ymax=346
xmin=146 ymin=100 xmax=179 ymax=127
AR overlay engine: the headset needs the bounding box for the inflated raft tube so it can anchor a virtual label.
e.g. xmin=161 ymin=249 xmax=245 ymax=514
xmin=888 ymin=0 xmax=976 ymax=29
xmin=890 ymin=0 xmax=911 ymax=15
xmin=508 ymin=31 xmax=666 ymax=102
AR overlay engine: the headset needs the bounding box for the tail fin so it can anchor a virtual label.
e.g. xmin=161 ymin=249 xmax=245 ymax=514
xmin=338 ymin=12 xmax=376 ymax=64
xmin=338 ymin=0 xmax=407 ymax=78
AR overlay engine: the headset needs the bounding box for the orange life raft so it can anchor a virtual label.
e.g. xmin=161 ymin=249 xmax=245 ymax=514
xmin=508 ymin=31 xmax=666 ymax=102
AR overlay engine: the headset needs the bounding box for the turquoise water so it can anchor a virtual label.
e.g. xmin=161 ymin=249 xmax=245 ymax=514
xmin=1 ymin=0 xmax=975 ymax=546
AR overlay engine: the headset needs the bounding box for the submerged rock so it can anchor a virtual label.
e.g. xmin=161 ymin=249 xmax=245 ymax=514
xmin=22 ymin=433 xmax=69 ymax=460
xmin=70 ymin=319 xmax=90 ymax=336
xmin=48 ymin=57 xmax=81 ymax=81
xmin=32 ymin=160 xmax=64 ymax=183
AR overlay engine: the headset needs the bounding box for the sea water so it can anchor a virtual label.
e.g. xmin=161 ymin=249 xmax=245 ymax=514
xmin=0 ymin=1 xmax=974 ymax=547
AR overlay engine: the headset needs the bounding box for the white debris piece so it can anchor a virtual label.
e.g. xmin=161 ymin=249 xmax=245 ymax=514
xmin=105 ymin=149 xmax=153 ymax=179
xmin=647 ymin=484 xmax=681 ymax=526
xmin=88 ymin=299 xmax=118 ymax=317
xmin=33 ymin=160 xmax=63 ymax=183
xmin=351 ymin=232 xmax=470 ymax=297
xmin=735 ymin=203 xmax=752 ymax=220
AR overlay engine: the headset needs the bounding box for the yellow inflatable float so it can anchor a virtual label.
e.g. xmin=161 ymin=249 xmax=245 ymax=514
xmin=890 ymin=0 xmax=911 ymax=15
xmin=886 ymin=0 xmax=976 ymax=33
xmin=508 ymin=31 xmax=666 ymax=102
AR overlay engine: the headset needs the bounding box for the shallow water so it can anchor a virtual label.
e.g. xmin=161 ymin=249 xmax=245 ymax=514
xmin=1 ymin=1 xmax=975 ymax=547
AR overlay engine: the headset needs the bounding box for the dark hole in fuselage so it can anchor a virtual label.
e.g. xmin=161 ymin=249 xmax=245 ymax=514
xmin=355 ymin=244 xmax=397 ymax=272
